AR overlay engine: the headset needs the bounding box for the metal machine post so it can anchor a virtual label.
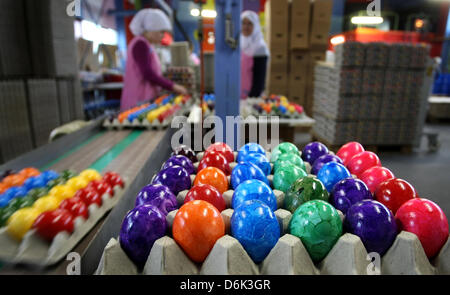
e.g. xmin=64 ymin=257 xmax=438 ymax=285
xmin=214 ymin=0 xmax=241 ymax=150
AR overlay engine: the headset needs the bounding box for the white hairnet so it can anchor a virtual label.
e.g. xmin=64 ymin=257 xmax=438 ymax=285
xmin=240 ymin=10 xmax=269 ymax=57
xmin=129 ymin=8 xmax=172 ymax=36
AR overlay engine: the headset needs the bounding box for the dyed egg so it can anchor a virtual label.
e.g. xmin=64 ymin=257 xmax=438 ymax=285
xmin=184 ymin=184 xmax=226 ymax=212
xmin=270 ymin=142 xmax=300 ymax=163
xmin=311 ymin=154 xmax=343 ymax=175
xmin=273 ymin=153 xmax=306 ymax=173
xmin=336 ymin=142 xmax=365 ymax=166
xmin=284 ymin=175 xmax=329 ymax=213
xmin=232 ymin=179 xmax=277 ymax=211
xmin=173 ymin=200 xmax=225 ymax=263
xmin=360 ymin=166 xmax=395 ymax=193
xmin=273 ymin=164 xmax=307 ymax=194
xmin=301 ymin=142 xmax=329 ymax=164
xmin=242 ymin=152 xmax=271 ymax=176
xmin=236 ymin=143 xmax=265 ymax=163
xmin=135 ymin=184 xmax=177 ymax=215
xmin=171 ymin=145 xmax=198 ymax=163
xmin=395 ymin=198 xmax=448 ymax=258
xmin=119 ymin=205 xmax=167 ymax=268
xmin=194 ymin=167 xmax=228 ymax=194
xmin=7 ymin=208 xmax=42 ymax=241
xmin=330 ymin=178 xmax=373 ymax=214
xmin=289 ymin=200 xmax=342 ymax=262
xmin=347 ymin=151 xmax=381 ymax=178
xmin=163 ymin=155 xmax=195 ymax=175
xmin=375 ymin=178 xmax=417 ymax=214
xmin=317 ymin=162 xmax=351 ymax=193
xmin=231 ymin=200 xmax=280 ymax=263
xmin=152 ymin=166 xmax=191 ymax=195
xmin=205 ymin=142 xmax=234 ymax=163
xmin=345 ymin=200 xmax=397 ymax=255
xmin=198 ymin=151 xmax=231 ymax=176
xmin=230 ymin=162 xmax=268 ymax=190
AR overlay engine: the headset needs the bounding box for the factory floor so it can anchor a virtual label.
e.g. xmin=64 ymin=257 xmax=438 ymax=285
xmin=295 ymin=122 xmax=450 ymax=218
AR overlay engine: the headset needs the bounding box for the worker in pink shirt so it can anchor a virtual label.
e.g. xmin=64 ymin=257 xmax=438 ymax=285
xmin=121 ymin=8 xmax=188 ymax=111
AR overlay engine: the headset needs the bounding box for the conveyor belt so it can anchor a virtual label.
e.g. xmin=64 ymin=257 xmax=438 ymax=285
xmin=46 ymin=131 xmax=131 ymax=173
xmin=102 ymin=130 xmax=165 ymax=181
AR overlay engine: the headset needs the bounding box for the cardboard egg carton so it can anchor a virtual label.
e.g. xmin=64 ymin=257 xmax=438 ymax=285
xmin=0 ymin=181 xmax=127 ymax=267
xmin=95 ymin=151 xmax=449 ymax=275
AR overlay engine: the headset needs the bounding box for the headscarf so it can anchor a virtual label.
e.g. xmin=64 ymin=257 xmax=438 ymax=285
xmin=240 ymin=10 xmax=270 ymax=57
xmin=129 ymin=8 xmax=172 ymax=36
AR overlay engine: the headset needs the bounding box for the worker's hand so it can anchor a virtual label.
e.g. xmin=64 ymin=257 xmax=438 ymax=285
xmin=173 ymin=84 xmax=189 ymax=95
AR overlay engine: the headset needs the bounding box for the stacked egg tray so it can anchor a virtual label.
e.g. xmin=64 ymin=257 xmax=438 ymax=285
xmin=103 ymin=94 xmax=193 ymax=130
xmin=0 ymin=170 xmax=127 ymax=267
xmin=245 ymin=96 xmax=305 ymax=119
xmin=95 ymin=147 xmax=449 ymax=275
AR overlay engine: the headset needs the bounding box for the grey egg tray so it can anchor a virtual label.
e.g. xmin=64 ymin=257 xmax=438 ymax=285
xmin=95 ymin=151 xmax=450 ymax=275
xmin=0 ymin=182 xmax=127 ymax=267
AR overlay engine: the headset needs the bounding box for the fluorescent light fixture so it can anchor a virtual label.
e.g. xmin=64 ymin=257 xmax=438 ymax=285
xmin=190 ymin=8 xmax=200 ymax=17
xmin=351 ymin=16 xmax=384 ymax=25
xmin=201 ymin=9 xmax=217 ymax=18
xmin=190 ymin=8 xmax=217 ymax=18
xmin=330 ymin=35 xmax=345 ymax=45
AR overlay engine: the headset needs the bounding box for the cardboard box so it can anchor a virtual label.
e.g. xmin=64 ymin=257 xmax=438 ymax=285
xmin=290 ymin=0 xmax=311 ymax=49
xmin=290 ymin=50 xmax=309 ymax=74
xmin=270 ymin=49 xmax=289 ymax=72
xmin=268 ymin=71 xmax=289 ymax=95
xmin=265 ymin=0 xmax=289 ymax=47
xmin=310 ymin=20 xmax=331 ymax=46
xmin=288 ymin=81 xmax=307 ymax=105
xmin=311 ymin=0 xmax=333 ymax=23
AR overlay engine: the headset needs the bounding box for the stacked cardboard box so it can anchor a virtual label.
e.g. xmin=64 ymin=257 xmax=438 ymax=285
xmin=313 ymin=42 xmax=431 ymax=146
xmin=265 ymin=0 xmax=289 ymax=95
xmin=266 ymin=0 xmax=333 ymax=114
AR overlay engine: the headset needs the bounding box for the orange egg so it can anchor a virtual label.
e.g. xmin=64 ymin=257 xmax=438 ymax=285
xmin=0 ymin=183 xmax=7 ymax=194
xmin=19 ymin=167 xmax=40 ymax=178
xmin=3 ymin=174 xmax=26 ymax=187
xmin=194 ymin=167 xmax=228 ymax=194
xmin=172 ymin=200 xmax=225 ymax=263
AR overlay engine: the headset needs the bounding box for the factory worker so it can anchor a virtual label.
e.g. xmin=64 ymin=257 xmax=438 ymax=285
xmin=240 ymin=10 xmax=270 ymax=99
xmin=121 ymin=8 xmax=188 ymax=111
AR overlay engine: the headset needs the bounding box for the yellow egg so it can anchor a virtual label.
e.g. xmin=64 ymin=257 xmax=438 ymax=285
xmin=33 ymin=196 xmax=61 ymax=213
xmin=49 ymin=185 xmax=76 ymax=201
xmin=288 ymin=106 xmax=295 ymax=113
xmin=66 ymin=176 xmax=89 ymax=191
xmin=79 ymin=169 xmax=102 ymax=182
xmin=7 ymin=208 xmax=42 ymax=241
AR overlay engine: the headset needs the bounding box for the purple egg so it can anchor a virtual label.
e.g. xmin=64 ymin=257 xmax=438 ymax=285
xmin=135 ymin=184 xmax=178 ymax=215
xmin=311 ymin=154 xmax=343 ymax=175
xmin=330 ymin=178 xmax=373 ymax=214
xmin=301 ymin=142 xmax=329 ymax=164
xmin=171 ymin=145 xmax=198 ymax=163
xmin=344 ymin=200 xmax=397 ymax=255
xmin=152 ymin=165 xmax=191 ymax=195
xmin=163 ymin=155 xmax=195 ymax=175
xmin=119 ymin=204 xmax=167 ymax=268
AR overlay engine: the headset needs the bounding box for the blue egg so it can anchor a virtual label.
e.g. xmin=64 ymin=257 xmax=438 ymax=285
xmin=0 ymin=187 xmax=27 ymax=208
xmin=231 ymin=200 xmax=280 ymax=263
xmin=317 ymin=162 xmax=351 ymax=193
xmin=230 ymin=162 xmax=269 ymax=190
xmin=242 ymin=152 xmax=271 ymax=176
xmin=41 ymin=170 xmax=59 ymax=183
xmin=237 ymin=143 xmax=265 ymax=163
xmin=232 ymin=179 xmax=277 ymax=211
xmin=24 ymin=176 xmax=47 ymax=190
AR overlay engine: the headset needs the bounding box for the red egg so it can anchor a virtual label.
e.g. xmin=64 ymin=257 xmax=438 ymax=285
xmin=396 ymin=198 xmax=449 ymax=258
xmin=375 ymin=178 xmax=418 ymax=214
xmin=32 ymin=209 xmax=75 ymax=241
xmin=337 ymin=142 xmax=365 ymax=166
xmin=360 ymin=166 xmax=395 ymax=193
xmin=59 ymin=196 xmax=89 ymax=219
xmin=103 ymin=172 xmax=124 ymax=188
xmin=347 ymin=151 xmax=381 ymax=178
xmin=198 ymin=151 xmax=231 ymax=176
xmin=88 ymin=180 xmax=113 ymax=196
xmin=184 ymin=184 xmax=226 ymax=212
xmin=75 ymin=187 xmax=102 ymax=207
xmin=205 ymin=143 xmax=234 ymax=163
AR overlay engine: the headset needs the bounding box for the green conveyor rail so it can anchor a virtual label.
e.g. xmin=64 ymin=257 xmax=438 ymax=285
xmin=88 ymin=130 xmax=143 ymax=172
xmin=39 ymin=131 xmax=106 ymax=171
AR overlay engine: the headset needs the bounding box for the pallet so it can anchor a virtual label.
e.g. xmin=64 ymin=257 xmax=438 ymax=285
xmin=311 ymin=131 xmax=414 ymax=154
